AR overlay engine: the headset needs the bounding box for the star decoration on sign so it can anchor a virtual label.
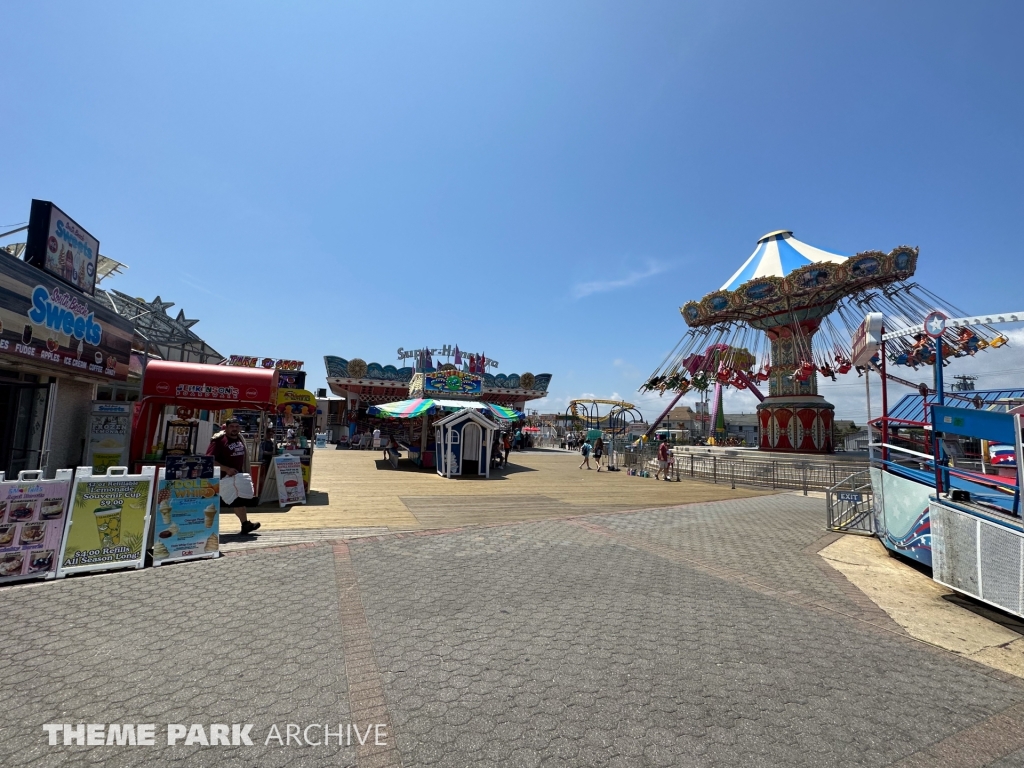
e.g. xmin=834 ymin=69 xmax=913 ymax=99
xmin=148 ymin=296 xmax=175 ymax=314
xmin=928 ymin=316 xmax=944 ymax=334
xmin=175 ymin=309 xmax=200 ymax=328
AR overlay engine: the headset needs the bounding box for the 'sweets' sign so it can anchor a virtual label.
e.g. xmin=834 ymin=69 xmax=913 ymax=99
xmin=28 ymin=286 xmax=103 ymax=345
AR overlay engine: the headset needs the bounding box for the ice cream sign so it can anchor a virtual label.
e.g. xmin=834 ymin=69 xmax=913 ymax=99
xmin=28 ymin=285 xmax=102 ymax=345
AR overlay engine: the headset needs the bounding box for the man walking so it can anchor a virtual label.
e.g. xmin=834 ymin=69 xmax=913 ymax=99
xmin=207 ymin=417 xmax=261 ymax=535
xmin=654 ymin=437 xmax=672 ymax=481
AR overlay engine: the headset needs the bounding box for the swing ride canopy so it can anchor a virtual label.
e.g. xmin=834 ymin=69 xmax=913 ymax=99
xmin=646 ymin=230 xmax=1007 ymax=396
xmin=720 ymin=231 xmax=849 ymax=291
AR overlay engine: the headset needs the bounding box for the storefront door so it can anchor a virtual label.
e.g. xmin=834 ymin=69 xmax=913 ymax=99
xmin=0 ymin=382 xmax=52 ymax=476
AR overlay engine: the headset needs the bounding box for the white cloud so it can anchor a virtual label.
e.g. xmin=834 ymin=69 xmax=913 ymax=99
xmin=572 ymin=263 xmax=668 ymax=299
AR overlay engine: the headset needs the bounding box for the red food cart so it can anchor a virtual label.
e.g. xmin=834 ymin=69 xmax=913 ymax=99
xmin=129 ymin=361 xmax=278 ymax=488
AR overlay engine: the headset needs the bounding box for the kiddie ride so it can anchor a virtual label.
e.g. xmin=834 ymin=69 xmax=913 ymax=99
xmin=565 ymin=399 xmax=644 ymax=471
xmin=855 ymin=308 xmax=1024 ymax=620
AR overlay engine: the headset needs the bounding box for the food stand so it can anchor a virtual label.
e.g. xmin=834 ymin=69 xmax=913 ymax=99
xmin=275 ymin=387 xmax=318 ymax=492
xmin=129 ymin=361 xmax=278 ymax=489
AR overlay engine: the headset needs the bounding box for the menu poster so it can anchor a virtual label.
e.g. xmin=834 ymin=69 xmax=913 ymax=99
xmin=153 ymin=457 xmax=220 ymax=565
xmin=259 ymin=454 xmax=306 ymax=508
xmin=0 ymin=470 xmax=73 ymax=584
xmin=57 ymin=466 xmax=155 ymax=578
xmin=84 ymin=401 xmax=132 ymax=474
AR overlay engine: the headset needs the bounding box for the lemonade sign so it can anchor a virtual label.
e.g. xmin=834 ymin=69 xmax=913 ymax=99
xmin=58 ymin=466 xmax=155 ymax=577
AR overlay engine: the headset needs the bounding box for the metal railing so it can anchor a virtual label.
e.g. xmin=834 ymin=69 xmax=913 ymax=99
xmin=826 ymin=469 xmax=875 ymax=534
xmin=619 ymin=444 xmax=869 ymax=492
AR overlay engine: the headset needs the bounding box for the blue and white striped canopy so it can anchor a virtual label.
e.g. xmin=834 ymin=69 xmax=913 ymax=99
xmin=721 ymin=231 xmax=849 ymax=291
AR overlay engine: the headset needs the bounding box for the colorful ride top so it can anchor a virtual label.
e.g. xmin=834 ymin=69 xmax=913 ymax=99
xmin=324 ymin=354 xmax=551 ymax=411
xmin=644 ymin=231 xmax=1006 ymax=454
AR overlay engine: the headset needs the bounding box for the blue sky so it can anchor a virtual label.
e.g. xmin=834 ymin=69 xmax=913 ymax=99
xmin=2 ymin=1 xmax=1022 ymax=423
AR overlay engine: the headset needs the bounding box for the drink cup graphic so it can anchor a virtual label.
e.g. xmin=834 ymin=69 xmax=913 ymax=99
xmin=203 ymin=504 xmax=217 ymax=528
xmin=93 ymin=507 xmax=122 ymax=548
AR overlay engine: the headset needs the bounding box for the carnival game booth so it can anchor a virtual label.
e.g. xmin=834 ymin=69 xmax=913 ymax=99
xmin=435 ymin=409 xmax=499 ymax=479
xmin=366 ymin=371 xmax=523 ymax=468
xmin=324 ymin=349 xmax=550 ymax=444
xmin=129 ymin=361 xmax=278 ymax=486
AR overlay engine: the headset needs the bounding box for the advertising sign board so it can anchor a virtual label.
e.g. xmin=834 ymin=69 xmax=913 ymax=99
xmin=57 ymin=466 xmax=155 ymax=577
xmin=23 ymin=200 xmax=100 ymax=296
xmin=0 ymin=469 xmax=73 ymax=584
xmin=84 ymin=402 xmax=133 ymax=473
xmin=0 ymin=248 xmax=133 ymax=380
xmin=152 ymin=456 xmax=220 ymax=565
xmin=258 ymin=454 xmax=307 ymax=508
xmin=423 ymin=371 xmax=482 ymax=396
xmin=851 ymin=312 xmax=884 ymax=368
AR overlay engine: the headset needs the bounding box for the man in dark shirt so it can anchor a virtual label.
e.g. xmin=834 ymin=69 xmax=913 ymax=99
xmin=207 ymin=417 xmax=261 ymax=535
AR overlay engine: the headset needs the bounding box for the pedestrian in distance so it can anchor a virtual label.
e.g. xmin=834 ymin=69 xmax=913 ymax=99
xmin=502 ymin=432 xmax=511 ymax=467
xmin=654 ymin=437 xmax=672 ymax=480
xmin=593 ymin=437 xmax=605 ymax=471
xmin=207 ymin=417 xmax=261 ymax=535
xmin=579 ymin=439 xmax=592 ymax=469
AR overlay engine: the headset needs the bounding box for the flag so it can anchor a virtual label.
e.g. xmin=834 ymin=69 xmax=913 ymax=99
xmin=454 ymin=345 xmax=461 ymax=366
xmin=480 ymin=352 xmax=486 ymax=372
xmin=469 ymin=354 xmax=476 ymax=373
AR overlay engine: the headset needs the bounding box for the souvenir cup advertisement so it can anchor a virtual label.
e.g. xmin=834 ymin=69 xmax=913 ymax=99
xmin=58 ymin=467 xmax=155 ymax=577
xmin=153 ymin=456 xmax=220 ymax=565
xmin=0 ymin=470 xmax=73 ymax=584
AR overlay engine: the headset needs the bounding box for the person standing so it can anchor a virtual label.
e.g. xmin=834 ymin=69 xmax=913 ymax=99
xmin=502 ymin=432 xmax=511 ymax=467
xmin=259 ymin=426 xmax=276 ymax=480
xmin=654 ymin=438 xmax=672 ymax=480
xmin=593 ymin=437 xmax=605 ymax=471
xmin=579 ymin=439 xmax=592 ymax=470
xmin=207 ymin=417 xmax=261 ymax=535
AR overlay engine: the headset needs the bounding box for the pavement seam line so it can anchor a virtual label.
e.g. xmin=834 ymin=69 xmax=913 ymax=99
xmin=566 ymin=518 xmax=1024 ymax=686
xmin=332 ymin=539 xmax=404 ymax=768
xmin=891 ymin=701 xmax=1024 ymax=767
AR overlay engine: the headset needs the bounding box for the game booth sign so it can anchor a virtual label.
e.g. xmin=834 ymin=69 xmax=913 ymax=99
xmin=130 ymin=361 xmax=278 ymax=485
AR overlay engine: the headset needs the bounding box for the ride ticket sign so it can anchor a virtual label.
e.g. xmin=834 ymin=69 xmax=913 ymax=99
xmin=153 ymin=457 xmax=220 ymax=565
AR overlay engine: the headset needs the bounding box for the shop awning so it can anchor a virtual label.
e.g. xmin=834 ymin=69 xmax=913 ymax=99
xmin=368 ymin=398 xmax=524 ymax=420
xmin=141 ymin=360 xmax=277 ymax=407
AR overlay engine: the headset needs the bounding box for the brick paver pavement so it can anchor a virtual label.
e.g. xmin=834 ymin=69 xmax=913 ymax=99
xmin=2 ymin=494 xmax=1022 ymax=767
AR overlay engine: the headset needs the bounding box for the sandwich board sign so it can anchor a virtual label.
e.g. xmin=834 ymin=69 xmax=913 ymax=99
xmin=258 ymin=454 xmax=306 ymax=508
xmin=152 ymin=456 xmax=221 ymax=565
xmin=0 ymin=469 xmax=74 ymax=584
xmin=58 ymin=466 xmax=155 ymax=578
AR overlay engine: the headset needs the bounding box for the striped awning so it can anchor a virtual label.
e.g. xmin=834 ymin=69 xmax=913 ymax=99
xmin=367 ymin=398 xmax=524 ymax=420
xmin=721 ymin=231 xmax=848 ymax=291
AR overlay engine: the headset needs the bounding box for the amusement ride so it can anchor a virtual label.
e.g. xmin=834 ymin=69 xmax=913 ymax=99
xmin=643 ymin=231 xmax=1008 ymax=453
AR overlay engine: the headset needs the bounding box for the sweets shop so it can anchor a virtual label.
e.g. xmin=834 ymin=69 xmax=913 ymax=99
xmin=323 ymin=348 xmax=552 ymax=468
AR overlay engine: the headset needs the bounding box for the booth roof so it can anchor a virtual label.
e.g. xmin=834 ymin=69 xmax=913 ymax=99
xmin=141 ymin=360 xmax=277 ymax=406
xmin=433 ymin=408 xmax=500 ymax=429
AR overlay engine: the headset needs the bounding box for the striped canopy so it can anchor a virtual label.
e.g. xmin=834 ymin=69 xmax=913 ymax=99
xmin=367 ymin=398 xmax=435 ymax=418
xmin=486 ymin=403 xmax=523 ymax=421
xmin=721 ymin=231 xmax=849 ymax=292
xmin=367 ymin=398 xmax=524 ymax=421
